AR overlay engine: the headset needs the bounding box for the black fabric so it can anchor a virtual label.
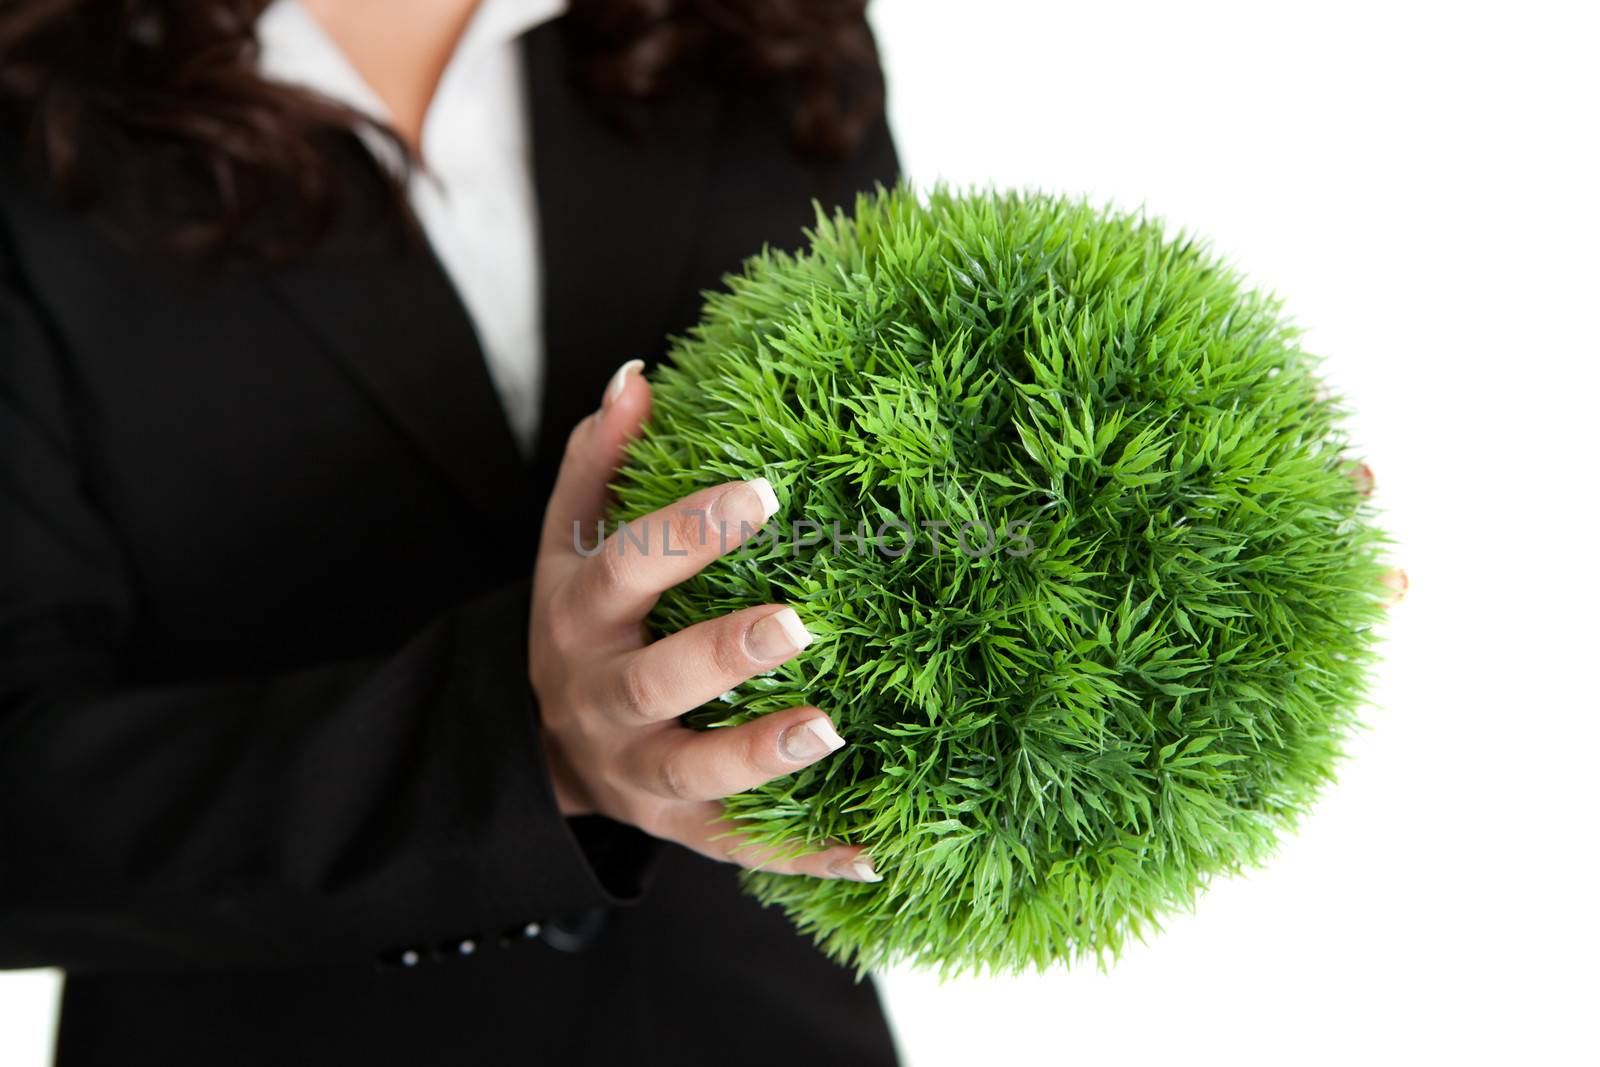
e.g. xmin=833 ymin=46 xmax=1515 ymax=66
xmin=0 ymin=15 xmax=901 ymax=1066
xmin=53 ymin=845 xmax=901 ymax=1067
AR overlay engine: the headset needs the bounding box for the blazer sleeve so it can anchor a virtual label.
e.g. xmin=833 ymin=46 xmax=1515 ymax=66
xmin=0 ymin=238 xmax=659 ymax=974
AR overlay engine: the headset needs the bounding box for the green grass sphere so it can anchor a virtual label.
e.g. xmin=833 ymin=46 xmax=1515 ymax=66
xmin=613 ymin=186 xmax=1389 ymax=976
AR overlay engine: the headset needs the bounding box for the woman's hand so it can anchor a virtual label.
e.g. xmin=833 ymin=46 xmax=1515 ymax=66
xmin=528 ymin=360 xmax=880 ymax=882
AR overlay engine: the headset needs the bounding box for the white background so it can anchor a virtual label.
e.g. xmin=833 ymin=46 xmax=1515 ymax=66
xmin=3 ymin=0 xmax=1596 ymax=1063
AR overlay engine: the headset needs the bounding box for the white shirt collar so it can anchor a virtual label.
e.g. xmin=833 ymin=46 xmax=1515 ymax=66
xmin=255 ymin=0 xmax=567 ymax=171
xmin=253 ymin=0 xmax=566 ymax=454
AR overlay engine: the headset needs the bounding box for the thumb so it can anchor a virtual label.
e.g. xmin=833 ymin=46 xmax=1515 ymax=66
xmin=539 ymin=359 xmax=652 ymax=562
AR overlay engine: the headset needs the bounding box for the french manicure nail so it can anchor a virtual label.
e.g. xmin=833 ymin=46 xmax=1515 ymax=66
xmin=747 ymin=607 xmax=813 ymax=662
xmin=747 ymin=477 xmax=779 ymax=521
xmin=779 ymin=716 xmax=846 ymax=763
xmin=1381 ymin=567 xmax=1409 ymax=606
xmin=709 ymin=477 xmax=780 ymax=533
xmin=603 ymin=359 xmax=644 ymax=411
xmin=830 ymin=855 xmax=883 ymax=882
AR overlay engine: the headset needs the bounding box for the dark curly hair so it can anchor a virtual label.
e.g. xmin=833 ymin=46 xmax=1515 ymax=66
xmin=0 ymin=0 xmax=885 ymax=262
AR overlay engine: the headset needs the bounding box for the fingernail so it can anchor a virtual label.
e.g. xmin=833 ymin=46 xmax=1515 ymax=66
xmin=747 ymin=477 xmax=779 ymax=520
xmin=1350 ymin=462 xmax=1375 ymax=496
xmin=829 ymin=855 xmax=883 ymax=882
xmin=779 ymin=716 xmax=845 ymax=763
xmin=708 ymin=477 xmax=780 ymax=534
xmin=1381 ymin=567 xmax=1409 ymax=607
xmin=747 ymin=607 xmax=813 ymax=662
xmin=602 ymin=359 xmax=644 ymax=411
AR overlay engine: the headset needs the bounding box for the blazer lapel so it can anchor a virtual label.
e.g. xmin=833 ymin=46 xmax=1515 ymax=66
xmin=265 ymin=145 xmax=534 ymax=532
xmin=266 ymin=17 xmax=720 ymax=534
xmin=522 ymin=19 xmax=720 ymax=482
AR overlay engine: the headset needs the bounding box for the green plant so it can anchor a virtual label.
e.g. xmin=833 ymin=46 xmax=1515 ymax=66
xmin=612 ymin=186 xmax=1389 ymax=977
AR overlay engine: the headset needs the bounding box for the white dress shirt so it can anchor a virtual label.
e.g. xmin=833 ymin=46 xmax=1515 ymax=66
xmin=256 ymin=0 xmax=567 ymax=454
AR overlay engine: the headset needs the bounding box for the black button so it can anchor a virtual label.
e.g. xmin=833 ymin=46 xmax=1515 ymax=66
xmin=498 ymin=920 xmax=543 ymax=948
xmin=377 ymin=946 xmax=425 ymax=971
xmin=429 ymin=934 xmax=483 ymax=961
xmin=540 ymin=908 xmax=609 ymax=953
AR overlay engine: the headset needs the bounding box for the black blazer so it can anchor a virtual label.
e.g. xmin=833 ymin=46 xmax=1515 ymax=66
xmin=0 ymin=18 xmax=900 ymax=1066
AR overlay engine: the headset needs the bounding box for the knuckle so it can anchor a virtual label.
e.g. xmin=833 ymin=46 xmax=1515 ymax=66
xmin=561 ymin=572 xmax=616 ymax=635
xmin=615 ymin=661 xmax=657 ymax=721
xmin=538 ymin=689 xmax=588 ymax=744
xmin=655 ymin=752 xmax=693 ymax=802
xmin=710 ymin=620 xmax=754 ymax=679
xmin=558 ymin=679 xmax=596 ymax=724
xmin=588 ymin=544 xmax=631 ymax=599
xmin=664 ymin=505 xmax=707 ymax=556
xmin=551 ymin=630 xmax=586 ymax=667
xmin=541 ymin=608 xmax=583 ymax=658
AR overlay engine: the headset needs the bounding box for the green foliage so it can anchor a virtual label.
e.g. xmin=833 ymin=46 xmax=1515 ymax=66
xmin=612 ymin=186 xmax=1389 ymax=977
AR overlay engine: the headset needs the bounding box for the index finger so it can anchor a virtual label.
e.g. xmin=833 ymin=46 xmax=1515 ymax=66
xmin=560 ymin=477 xmax=780 ymax=627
